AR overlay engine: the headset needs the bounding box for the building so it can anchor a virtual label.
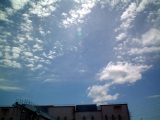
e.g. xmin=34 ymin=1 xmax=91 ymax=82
xmin=0 ymin=103 xmax=130 ymax=120
xmin=0 ymin=102 xmax=53 ymax=120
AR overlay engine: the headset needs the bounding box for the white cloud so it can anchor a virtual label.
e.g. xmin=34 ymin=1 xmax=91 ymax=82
xmin=0 ymin=85 xmax=22 ymax=91
xmin=119 ymin=0 xmax=155 ymax=30
xmin=29 ymin=0 xmax=60 ymax=17
xmin=0 ymin=0 xmax=30 ymax=21
xmin=31 ymin=64 xmax=43 ymax=71
xmin=128 ymin=28 xmax=160 ymax=55
xmin=61 ymin=0 xmax=97 ymax=28
xmin=20 ymin=14 xmax=33 ymax=32
xmin=121 ymin=2 xmax=137 ymax=20
xmin=0 ymin=10 xmax=10 ymax=22
xmin=116 ymin=0 xmax=159 ymax=30
xmin=12 ymin=47 xmax=21 ymax=54
xmin=141 ymin=28 xmax=160 ymax=46
xmin=120 ymin=2 xmax=137 ymax=29
xmin=147 ymin=7 xmax=160 ymax=28
xmin=0 ymin=78 xmax=23 ymax=91
xmin=129 ymin=46 xmax=160 ymax=55
xmin=116 ymin=32 xmax=127 ymax=41
xmin=131 ymin=56 xmax=145 ymax=63
xmin=88 ymin=84 xmax=119 ymax=104
xmin=23 ymin=51 xmax=33 ymax=57
xmin=10 ymin=0 xmax=29 ymax=10
xmin=98 ymin=61 xmax=151 ymax=84
xmin=33 ymin=44 xmax=43 ymax=51
xmin=136 ymin=0 xmax=153 ymax=12
xmin=0 ymin=59 xmax=21 ymax=68
xmin=88 ymin=0 xmax=160 ymax=104
xmin=88 ymin=61 xmax=151 ymax=103
xmin=12 ymin=47 xmax=21 ymax=59
xmin=148 ymin=94 xmax=160 ymax=99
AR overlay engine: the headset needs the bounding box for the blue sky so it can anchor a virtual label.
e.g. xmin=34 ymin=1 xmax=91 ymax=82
xmin=0 ymin=0 xmax=160 ymax=119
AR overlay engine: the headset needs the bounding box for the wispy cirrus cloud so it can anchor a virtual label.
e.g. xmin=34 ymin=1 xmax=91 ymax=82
xmin=148 ymin=95 xmax=160 ymax=99
xmin=128 ymin=28 xmax=160 ymax=55
xmin=0 ymin=0 xmax=62 ymax=71
xmin=0 ymin=0 xmax=66 ymax=93
xmin=10 ymin=0 xmax=29 ymax=10
xmin=29 ymin=0 xmax=60 ymax=17
xmin=88 ymin=0 xmax=160 ymax=104
xmin=60 ymin=0 xmax=132 ymax=28
xmin=61 ymin=0 xmax=97 ymax=28
xmin=0 ymin=79 xmax=23 ymax=91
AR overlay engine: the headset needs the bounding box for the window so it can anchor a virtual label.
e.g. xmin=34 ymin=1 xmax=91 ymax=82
xmin=57 ymin=116 xmax=60 ymax=120
xmin=1 ymin=109 xmax=9 ymax=116
xmin=91 ymin=116 xmax=94 ymax=120
xmin=105 ymin=115 xmax=108 ymax=120
xmin=118 ymin=115 xmax=122 ymax=120
xmin=112 ymin=115 xmax=115 ymax=120
xmin=64 ymin=116 xmax=67 ymax=120
xmin=114 ymin=105 xmax=122 ymax=110
xmin=1 ymin=117 xmax=5 ymax=120
xmin=9 ymin=117 xmax=13 ymax=120
xmin=82 ymin=116 xmax=86 ymax=120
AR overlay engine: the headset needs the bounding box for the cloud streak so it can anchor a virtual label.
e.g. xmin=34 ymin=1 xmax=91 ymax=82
xmin=148 ymin=95 xmax=160 ymax=99
xmin=29 ymin=0 xmax=60 ymax=17
xmin=0 ymin=79 xmax=23 ymax=91
xmin=88 ymin=0 xmax=160 ymax=103
xmin=61 ymin=0 xmax=97 ymax=28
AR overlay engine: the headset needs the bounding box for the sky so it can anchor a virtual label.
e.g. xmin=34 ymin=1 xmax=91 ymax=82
xmin=0 ymin=0 xmax=160 ymax=119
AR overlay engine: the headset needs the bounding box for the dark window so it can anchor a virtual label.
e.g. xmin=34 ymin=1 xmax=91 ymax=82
xmin=91 ymin=116 xmax=94 ymax=120
xmin=105 ymin=115 xmax=108 ymax=120
xmin=9 ymin=117 xmax=13 ymax=120
xmin=57 ymin=116 xmax=60 ymax=120
xmin=1 ymin=117 xmax=5 ymax=120
xmin=82 ymin=116 xmax=86 ymax=120
xmin=64 ymin=116 xmax=67 ymax=120
xmin=112 ymin=115 xmax=115 ymax=120
xmin=118 ymin=115 xmax=122 ymax=120
xmin=1 ymin=109 xmax=9 ymax=115
xmin=114 ymin=105 xmax=122 ymax=110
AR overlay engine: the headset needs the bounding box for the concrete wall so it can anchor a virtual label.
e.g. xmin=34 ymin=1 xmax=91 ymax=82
xmin=0 ymin=107 xmax=20 ymax=120
xmin=76 ymin=111 xmax=102 ymax=120
xmin=0 ymin=107 xmax=50 ymax=120
xmin=48 ymin=106 xmax=75 ymax=120
xmin=101 ymin=104 xmax=130 ymax=120
xmin=0 ymin=104 xmax=130 ymax=120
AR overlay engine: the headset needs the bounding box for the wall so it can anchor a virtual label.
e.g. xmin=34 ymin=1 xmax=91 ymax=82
xmin=48 ymin=106 xmax=75 ymax=120
xmin=101 ymin=104 xmax=130 ymax=120
xmin=0 ymin=107 xmax=21 ymax=120
xmin=76 ymin=111 xmax=102 ymax=120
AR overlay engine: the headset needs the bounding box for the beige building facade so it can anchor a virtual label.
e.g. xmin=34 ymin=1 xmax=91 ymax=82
xmin=46 ymin=104 xmax=130 ymax=120
xmin=0 ymin=103 xmax=130 ymax=120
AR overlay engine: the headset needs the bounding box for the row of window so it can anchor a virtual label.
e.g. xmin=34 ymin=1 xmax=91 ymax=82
xmin=1 ymin=117 xmax=13 ymax=120
xmin=56 ymin=116 xmax=94 ymax=120
xmin=57 ymin=116 xmax=67 ymax=120
xmin=56 ymin=115 xmax=122 ymax=120
xmin=1 ymin=115 xmax=122 ymax=120
xmin=105 ymin=115 xmax=122 ymax=120
xmin=82 ymin=116 xmax=94 ymax=120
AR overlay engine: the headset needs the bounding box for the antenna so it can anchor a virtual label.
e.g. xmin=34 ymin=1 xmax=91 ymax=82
xmin=15 ymin=98 xmax=34 ymax=105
